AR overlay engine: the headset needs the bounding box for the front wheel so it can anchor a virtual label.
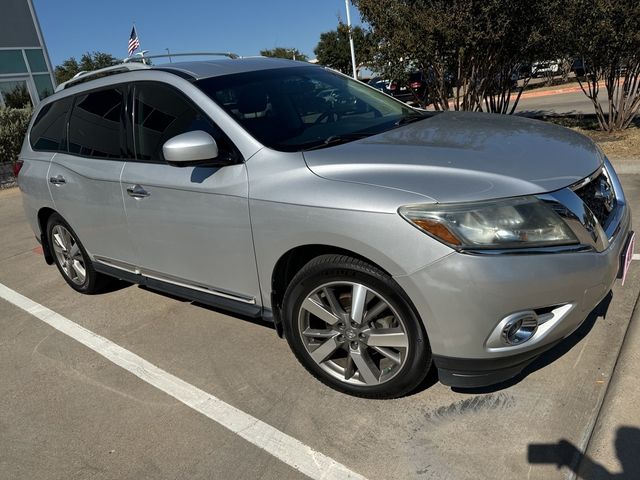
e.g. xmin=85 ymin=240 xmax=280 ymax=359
xmin=282 ymin=254 xmax=432 ymax=398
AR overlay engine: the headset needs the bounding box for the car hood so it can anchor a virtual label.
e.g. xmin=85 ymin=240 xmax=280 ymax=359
xmin=303 ymin=111 xmax=603 ymax=203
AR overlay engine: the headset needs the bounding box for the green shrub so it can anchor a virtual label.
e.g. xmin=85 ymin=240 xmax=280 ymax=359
xmin=0 ymin=106 xmax=32 ymax=168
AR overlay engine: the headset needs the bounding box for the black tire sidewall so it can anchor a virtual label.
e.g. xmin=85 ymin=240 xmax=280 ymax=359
xmin=283 ymin=257 xmax=431 ymax=398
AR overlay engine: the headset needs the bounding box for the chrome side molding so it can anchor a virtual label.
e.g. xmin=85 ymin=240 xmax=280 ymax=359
xmin=93 ymin=256 xmax=256 ymax=305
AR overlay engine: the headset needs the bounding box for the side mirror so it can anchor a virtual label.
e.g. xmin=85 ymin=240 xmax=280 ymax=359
xmin=162 ymin=130 xmax=227 ymax=167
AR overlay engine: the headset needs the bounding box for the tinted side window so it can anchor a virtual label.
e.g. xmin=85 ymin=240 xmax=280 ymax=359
xmin=30 ymin=97 xmax=72 ymax=152
xmin=134 ymin=82 xmax=238 ymax=163
xmin=68 ymin=88 xmax=125 ymax=159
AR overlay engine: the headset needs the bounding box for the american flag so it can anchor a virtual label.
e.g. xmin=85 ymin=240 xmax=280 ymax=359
xmin=128 ymin=26 xmax=140 ymax=56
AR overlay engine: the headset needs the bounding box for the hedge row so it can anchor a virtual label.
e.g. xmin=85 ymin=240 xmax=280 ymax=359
xmin=0 ymin=107 xmax=32 ymax=167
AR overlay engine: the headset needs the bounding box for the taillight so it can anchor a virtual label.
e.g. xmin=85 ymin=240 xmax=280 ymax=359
xmin=410 ymin=81 xmax=422 ymax=89
xmin=13 ymin=160 xmax=24 ymax=177
xmin=389 ymin=83 xmax=397 ymax=91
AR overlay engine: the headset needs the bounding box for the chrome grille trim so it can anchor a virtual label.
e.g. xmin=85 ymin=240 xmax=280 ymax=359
xmin=569 ymin=164 xmax=604 ymax=191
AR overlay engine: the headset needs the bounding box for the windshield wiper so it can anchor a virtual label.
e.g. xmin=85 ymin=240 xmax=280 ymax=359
xmin=395 ymin=111 xmax=429 ymax=127
xmin=304 ymin=132 xmax=374 ymax=151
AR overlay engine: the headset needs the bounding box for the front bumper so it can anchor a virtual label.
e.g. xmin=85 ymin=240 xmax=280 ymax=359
xmin=394 ymin=160 xmax=632 ymax=388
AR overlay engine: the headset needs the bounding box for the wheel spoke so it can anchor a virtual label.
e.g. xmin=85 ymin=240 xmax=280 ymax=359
xmin=364 ymin=300 xmax=389 ymax=323
xmin=71 ymin=260 xmax=86 ymax=283
xmin=302 ymin=296 xmax=340 ymax=326
xmin=52 ymin=232 xmax=66 ymax=252
xmin=372 ymin=346 xmax=402 ymax=365
xmin=344 ymin=355 xmax=356 ymax=380
xmin=322 ymin=287 xmax=345 ymax=319
xmin=364 ymin=328 xmax=408 ymax=348
xmin=61 ymin=229 xmax=73 ymax=252
xmin=350 ymin=348 xmax=380 ymax=384
xmin=302 ymin=328 xmax=336 ymax=339
xmin=310 ymin=336 xmax=340 ymax=364
xmin=350 ymin=284 xmax=367 ymax=325
xmin=69 ymin=242 xmax=80 ymax=259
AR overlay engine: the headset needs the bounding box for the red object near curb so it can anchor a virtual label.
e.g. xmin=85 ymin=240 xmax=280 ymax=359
xmin=13 ymin=160 xmax=23 ymax=177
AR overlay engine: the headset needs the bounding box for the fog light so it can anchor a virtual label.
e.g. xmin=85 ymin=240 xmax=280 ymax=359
xmin=501 ymin=312 xmax=538 ymax=345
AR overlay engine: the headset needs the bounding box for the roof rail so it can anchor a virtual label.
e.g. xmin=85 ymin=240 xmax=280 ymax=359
xmin=55 ymin=62 xmax=150 ymax=92
xmin=122 ymin=51 xmax=239 ymax=63
xmin=54 ymin=52 xmax=240 ymax=92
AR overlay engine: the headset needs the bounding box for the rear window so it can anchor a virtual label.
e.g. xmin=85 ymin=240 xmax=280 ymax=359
xmin=68 ymin=88 xmax=125 ymax=159
xmin=29 ymin=97 xmax=72 ymax=152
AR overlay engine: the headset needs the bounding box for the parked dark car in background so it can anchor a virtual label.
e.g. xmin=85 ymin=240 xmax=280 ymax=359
xmin=368 ymin=72 xmax=428 ymax=106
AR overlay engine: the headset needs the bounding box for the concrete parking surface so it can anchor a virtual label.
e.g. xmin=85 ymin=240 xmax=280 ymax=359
xmin=1 ymin=175 xmax=639 ymax=480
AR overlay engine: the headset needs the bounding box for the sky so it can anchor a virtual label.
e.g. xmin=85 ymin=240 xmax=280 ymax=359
xmin=33 ymin=0 xmax=364 ymax=67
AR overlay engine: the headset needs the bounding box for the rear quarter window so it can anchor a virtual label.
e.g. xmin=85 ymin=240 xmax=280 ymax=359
xmin=29 ymin=97 xmax=72 ymax=152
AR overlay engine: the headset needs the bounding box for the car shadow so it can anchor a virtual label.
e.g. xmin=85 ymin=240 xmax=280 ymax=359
xmin=136 ymin=284 xmax=276 ymax=331
xmin=528 ymin=426 xmax=640 ymax=479
xmin=448 ymin=291 xmax=613 ymax=395
xmin=99 ymin=278 xmax=133 ymax=294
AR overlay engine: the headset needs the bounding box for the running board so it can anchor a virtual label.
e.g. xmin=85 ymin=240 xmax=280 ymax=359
xmin=93 ymin=262 xmax=264 ymax=319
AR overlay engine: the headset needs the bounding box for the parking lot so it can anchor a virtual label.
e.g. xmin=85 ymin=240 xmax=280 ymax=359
xmin=1 ymin=175 xmax=639 ymax=480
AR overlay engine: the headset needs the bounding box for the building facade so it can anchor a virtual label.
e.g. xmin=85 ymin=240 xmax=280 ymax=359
xmin=0 ymin=0 xmax=56 ymax=108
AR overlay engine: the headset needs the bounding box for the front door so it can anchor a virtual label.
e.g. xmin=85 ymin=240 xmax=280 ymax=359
xmin=121 ymin=82 xmax=260 ymax=304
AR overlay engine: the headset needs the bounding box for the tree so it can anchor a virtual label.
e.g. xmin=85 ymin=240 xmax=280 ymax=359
xmin=314 ymin=23 xmax=374 ymax=75
xmin=3 ymin=83 xmax=32 ymax=108
xmin=355 ymin=0 xmax=550 ymax=112
xmin=55 ymin=51 xmax=119 ymax=84
xmin=260 ymin=47 xmax=308 ymax=61
xmin=565 ymin=0 xmax=640 ymax=131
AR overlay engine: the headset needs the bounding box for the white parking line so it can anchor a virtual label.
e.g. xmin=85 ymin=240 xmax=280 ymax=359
xmin=0 ymin=283 xmax=366 ymax=480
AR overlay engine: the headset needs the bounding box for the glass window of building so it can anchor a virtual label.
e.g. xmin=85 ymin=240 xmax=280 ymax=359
xmin=0 ymin=80 xmax=32 ymax=108
xmin=25 ymin=49 xmax=48 ymax=72
xmin=0 ymin=50 xmax=28 ymax=74
xmin=33 ymin=74 xmax=54 ymax=99
xmin=0 ymin=1 xmax=56 ymax=105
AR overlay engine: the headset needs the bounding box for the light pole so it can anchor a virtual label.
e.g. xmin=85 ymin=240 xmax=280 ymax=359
xmin=165 ymin=48 xmax=172 ymax=63
xmin=345 ymin=0 xmax=358 ymax=79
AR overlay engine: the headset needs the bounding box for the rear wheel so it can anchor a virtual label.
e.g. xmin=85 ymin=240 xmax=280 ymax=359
xmin=47 ymin=213 xmax=108 ymax=294
xmin=283 ymin=254 xmax=431 ymax=398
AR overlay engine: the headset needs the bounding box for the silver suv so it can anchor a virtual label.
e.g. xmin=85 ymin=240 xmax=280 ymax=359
xmin=17 ymin=55 xmax=634 ymax=398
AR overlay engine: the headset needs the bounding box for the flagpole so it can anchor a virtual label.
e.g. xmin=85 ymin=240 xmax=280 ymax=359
xmin=129 ymin=21 xmax=146 ymax=64
xmin=134 ymin=21 xmax=144 ymax=59
xmin=345 ymin=0 xmax=357 ymax=79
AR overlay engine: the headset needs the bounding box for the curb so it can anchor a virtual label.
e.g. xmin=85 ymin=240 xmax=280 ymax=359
xmin=519 ymin=85 xmax=583 ymax=99
xmin=517 ymin=81 xmax=607 ymax=101
xmin=607 ymin=157 xmax=640 ymax=175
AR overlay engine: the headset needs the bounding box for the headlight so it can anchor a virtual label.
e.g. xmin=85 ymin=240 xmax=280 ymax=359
xmin=399 ymin=196 xmax=578 ymax=250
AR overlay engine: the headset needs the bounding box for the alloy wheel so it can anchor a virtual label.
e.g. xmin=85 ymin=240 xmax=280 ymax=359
xmin=51 ymin=225 xmax=86 ymax=285
xmin=297 ymin=281 xmax=410 ymax=386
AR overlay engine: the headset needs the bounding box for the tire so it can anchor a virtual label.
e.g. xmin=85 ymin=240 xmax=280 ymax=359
xmin=282 ymin=254 xmax=432 ymax=398
xmin=46 ymin=213 xmax=109 ymax=294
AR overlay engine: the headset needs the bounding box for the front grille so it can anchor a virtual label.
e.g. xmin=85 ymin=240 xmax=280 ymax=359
xmin=574 ymin=172 xmax=615 ymax=226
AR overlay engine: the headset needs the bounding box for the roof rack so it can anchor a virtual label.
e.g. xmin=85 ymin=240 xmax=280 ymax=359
xmin=122 ymin=51 xmax=239 ymax=63
xmin=54 ymin=52 xmax=240 ymax=92
xmin=55 ymin=63 xmax=150 ymax=92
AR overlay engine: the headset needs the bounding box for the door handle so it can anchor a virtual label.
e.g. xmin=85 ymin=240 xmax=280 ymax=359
xmin=49 ymin=175 xmax=66 ymax=185
xmin=126 ymin=184 xmax=150 ymax=199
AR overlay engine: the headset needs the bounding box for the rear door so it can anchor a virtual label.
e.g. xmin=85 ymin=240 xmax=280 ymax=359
xmin=120 ymin=81 xmax=260 ymax=305
xmin=47 ymin=85 xmax=137 ymax=267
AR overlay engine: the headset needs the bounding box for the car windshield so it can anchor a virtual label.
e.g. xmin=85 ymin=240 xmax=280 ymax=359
xmin=194 ymin=66 xmax=422 ymax=151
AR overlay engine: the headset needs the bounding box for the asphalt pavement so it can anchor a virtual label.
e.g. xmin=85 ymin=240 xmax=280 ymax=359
xmin=0 ymin=174 xmax=639 ymax=480
xmin=515 ymin=90 xmax=605 ymax=117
